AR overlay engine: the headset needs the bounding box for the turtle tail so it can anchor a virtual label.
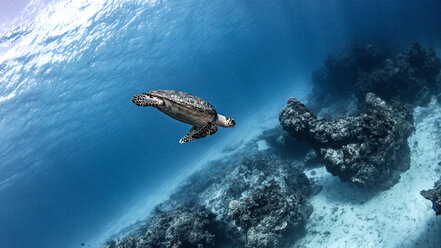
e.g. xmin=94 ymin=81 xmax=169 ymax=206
xmin=131 ymin=94 xmax=164 ymax=107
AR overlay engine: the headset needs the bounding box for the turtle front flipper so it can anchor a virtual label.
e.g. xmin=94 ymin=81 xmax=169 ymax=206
xmin=208 ymin=123 xmax=218 ymax=135
xmin=131 ymin=94 xmax=164 ymax=107
xmin=192 ymin=122 xmax=217 ymax=139
xmin=179 ymin=123 xmax=217 ymax=143
xmin=180 ymin=126 xmax=199 ymax=143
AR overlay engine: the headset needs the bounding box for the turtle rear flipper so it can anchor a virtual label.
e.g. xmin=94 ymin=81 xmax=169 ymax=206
xmin=131 ymin=94 xmax=164 ymax=107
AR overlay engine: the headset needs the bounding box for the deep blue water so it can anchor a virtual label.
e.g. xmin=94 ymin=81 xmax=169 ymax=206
xmin=0 ymin=1 xmax=440 ymax=247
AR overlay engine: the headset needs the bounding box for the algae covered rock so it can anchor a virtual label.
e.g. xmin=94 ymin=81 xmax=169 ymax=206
xmin=309 ymin=43 xmax=387 ymax=112
xmin=228 ymin=182 xmax=312 ymax=248
xmin=309 ymin=42 xmax=441 ymax=114
xmin=280 ymin=93 xmax=414 ymax=188
xmin=355 ymin=41 xmax=441 ymax=106
xmin=421 ymin=178 xmax=441 ymax=215
xmin=169 ymin=151 xmax=312 ymax=246
xmin=104 ymin=206 xmax=216 ymax=248
xmin=103 ymin=151 xmax=313 ymax=248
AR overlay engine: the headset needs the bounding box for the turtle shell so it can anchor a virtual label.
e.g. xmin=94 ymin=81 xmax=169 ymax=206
xmin=146 ymin=90 xmax=217 ymax=116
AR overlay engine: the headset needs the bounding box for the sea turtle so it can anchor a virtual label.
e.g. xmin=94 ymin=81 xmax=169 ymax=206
xmin=131 ymin=90 xmax=236 ymax=143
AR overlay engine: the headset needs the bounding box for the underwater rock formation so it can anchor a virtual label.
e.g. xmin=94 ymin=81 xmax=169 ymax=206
xmin=309 ymin=42 xmax=441 ymax=114
xmin=308 ymin=43 xmax=387 ymax=114
xmin=104 ymin=151 xmax=313 ymax=247
xmin=355 ymin=41 xmax=441 ymax=106
xmin=228 ymin=182 xmax=311 ymax=248
xmin=169 ymin=151 xmax=312 ymax=247
xmin=421 ymin=178 xmax=441 ymax=215
xmin=103 ymin=206 xmax=216 ymax=248
xmin=279 ymin=93 xmax=415 ymax=188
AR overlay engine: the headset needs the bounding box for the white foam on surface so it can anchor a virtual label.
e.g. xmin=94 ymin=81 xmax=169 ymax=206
xmin=294 ymin=99 xmax=441 ymax=248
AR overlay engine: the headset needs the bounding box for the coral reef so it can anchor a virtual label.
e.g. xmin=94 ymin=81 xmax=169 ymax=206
xmin=421 ymin=178 xmax=441 ymax=215
xmin=309 ymin=45 xmax=386 ymax=110
xmin=103 ymin=151 xmax=312 ymax=247
xmin=355 ymin=42 xmax=441 ymax=106
xmin=279 ymin=93 xmax=414 ymax=188
xmin=228 ymin=182 xmax=311 ymax=248
xmin=308 ymin=43 xmax=387 ymax=114
xmin=103 ymin=206 xmax=216 ymax=248
xmin=309 ymin=42 xmax=441 ymax=115
xmin=170 ymin=151 xmax=312 ymax=247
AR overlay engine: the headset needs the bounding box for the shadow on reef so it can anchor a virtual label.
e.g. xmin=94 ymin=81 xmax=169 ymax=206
xmin=103 ymin=151 xmax=313 ymax=248
xmin=307 ymin=169 xmax=379 ymax=204
xmin=257 ymin=126 xmax=311 ymax=161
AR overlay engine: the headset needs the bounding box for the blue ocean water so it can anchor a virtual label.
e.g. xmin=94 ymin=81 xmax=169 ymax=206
xmin=0 ymin=1 xmax=440 ymax=248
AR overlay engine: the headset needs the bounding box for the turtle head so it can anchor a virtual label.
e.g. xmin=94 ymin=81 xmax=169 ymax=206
xmin=216 ymin=114 xmax=236 ymax=128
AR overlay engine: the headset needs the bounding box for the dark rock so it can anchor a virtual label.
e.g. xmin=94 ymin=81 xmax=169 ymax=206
xmin=355 ymin=41 xmax=441 ymax=106
xmin=104 ymin=206 xmax=216 ymax=248
xmin=421 ymin=178 xmax=441 ymax=215
xmin=144 ymin=206 xmax=216 ymax=248
xmin=174 ymin=151 xmax=310 ymax=244
xmin=228 ymin=182 xmax=312 ymax=248
xmin=104 ymin=151 xmax=312 ymax=248
xmin=170 ymin=151 xmax=311 ymax=213
xmin=279 ymin=93 xmax=415 ymax=188
xmin=309 ymin=43 xmax=387 ymax=114
xmin=309 ymin=42 xmax=441 ymax=114
xmin=166 ymin=151 xmax=311 ymax=247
